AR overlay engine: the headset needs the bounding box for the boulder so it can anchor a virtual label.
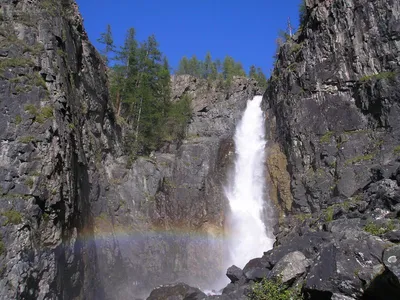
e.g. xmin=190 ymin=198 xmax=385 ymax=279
xmin=226 ymin=265 xmax=244 ymax=283
xmin=271 ymin=251 xmax=310 ymax=284
xmin=147 ymin=283 xmax=206 ymax=300
xmin=244 ymin=268 xmax=269 ymax=281
xmin=383 ymin=245 xmax=400 ymax=283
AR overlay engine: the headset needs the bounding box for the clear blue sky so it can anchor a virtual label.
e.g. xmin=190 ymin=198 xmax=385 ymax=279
xmin=75 ymin=0 xmax=301 ymax=76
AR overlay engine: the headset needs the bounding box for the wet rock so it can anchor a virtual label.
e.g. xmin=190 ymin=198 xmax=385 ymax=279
xmin=147 ymin=283 xmax=206 ymax=300
xmin=226 ymin=265 xmax=244 ymax=283
xmin=244 ymin=267 xmax=269 ymax=282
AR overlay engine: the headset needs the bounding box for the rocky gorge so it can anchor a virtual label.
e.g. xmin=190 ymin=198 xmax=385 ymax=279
xmin=0 ymin=0 xmax=400 ymax=299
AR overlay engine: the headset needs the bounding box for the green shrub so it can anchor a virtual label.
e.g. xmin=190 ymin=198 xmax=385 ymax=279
xmin=163 ymin=94 xmax=192 ymax=142
xmin=3 ymin=210 xmax=22 ymax=225
xmin=250 ymin=277 xmax=303 ymax=300
xmin=299 ymin=0 xmax=307 ymax=26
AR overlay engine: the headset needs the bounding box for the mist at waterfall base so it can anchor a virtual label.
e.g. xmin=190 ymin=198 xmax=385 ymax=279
xmin=143 ymin=96 xmax=274 ymax=297
xmin=220 ymin=95 xmax=274 ymax=287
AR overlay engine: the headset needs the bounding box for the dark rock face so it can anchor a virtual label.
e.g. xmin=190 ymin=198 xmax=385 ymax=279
xmin=264 ymin=0 xmax=400 ymax=214
xmin=258 ymin=0 xmax=400 ymax=299
xmin=0 ymin=0 xmax=118 ymax=299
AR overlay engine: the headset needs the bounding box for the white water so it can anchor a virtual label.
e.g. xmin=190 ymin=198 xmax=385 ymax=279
xmin=225 ymin=95 xmax=274 ymax=269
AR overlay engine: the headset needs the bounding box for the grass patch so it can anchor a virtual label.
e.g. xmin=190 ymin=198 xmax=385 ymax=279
xmin=23 ymin=42 xmax=45 ymax=56
xmin=5 ymin=193 xmax=31 ymax=200
xmin=393 ymin=145 xmax=400 ymax=154
xmin=295 ymin=213 xmax=312 ymax=222
xmin=24 ymin=104 xmax=37 ymax=115
xmin=19 ymin=136 xmax=35 ymax=143
xmin=345 ymin=153 xmax=375 ymax=165
xmin=36 ymin=106 xmax=53 ymax=123
xmin=0 ymin=237 xmax=4 ymax=256
xmin=31 ymin=73 xmax=47 ymax=89
xmin=364 ymin=220 xmax=396 ymax=235
xmin=57 ymin=48 xmax=66 ymax=58
xmin=3 ymin=210 xmax=22 ymax=225
xmin=320 ymin=131 xmax=334 ymax=143
xmin=250 ymin=277 xmax=303 ymax=300
xmin=324 ymin=206 xmax=335 ymax=222
xmin=13 ymin=11 xmax=36 ymax=27
xmin=42 ymin=213 xmax=50 ymax=222
xmin=40 ymin=0 xmax=59 ymax=16
xmin=24 ymin=104 xmax=53 ymax=123
xmin=14 ymin=85 xmax=32 ymax=94
xmin=290 ymin=42 xmax=303 ymax=55
xmin=360 ymin=71 xmax=397 ymax=83
xmin=0 ymin=57 xmax=34 ymax=71
xmin=25 ymin=177 xmax=34 ymax=189
xmin=163 ymin=178 xmax=176 ymax=189
xmin=15 ymin=115 xmax=22 ymax=125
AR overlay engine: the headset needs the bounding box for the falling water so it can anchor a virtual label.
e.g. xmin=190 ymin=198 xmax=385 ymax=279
xmin=225 ymin=95 xmax=274 ymax=269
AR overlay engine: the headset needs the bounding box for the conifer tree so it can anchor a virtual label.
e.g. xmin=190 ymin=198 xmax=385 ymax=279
xmin=249 ymin=65 xmax=257 ymax=79
xmin=176 ymin=56 xmax=190 ymax=75
xmin=188 ymin=55 xmax=201 ymax=77
xmin=256 ymin=67 xmax=267 ymax=88
xmin=203 ymin=52 xmax=213 ymax=79
xmin=97 ymin=24 xmax=114 ymax=65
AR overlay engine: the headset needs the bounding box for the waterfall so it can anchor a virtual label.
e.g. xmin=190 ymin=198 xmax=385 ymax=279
xmin=225 ymin=95 xmax=274 ymax=269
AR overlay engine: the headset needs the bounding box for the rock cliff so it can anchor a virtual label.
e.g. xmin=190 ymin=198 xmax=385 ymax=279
xmin=0 ymin=0 xmax=118 ymax=299
xmin=146 ymin=0 xmax=400 ymax=299
xmin=258 ymin=0 xmax=400 ymax=298
xmin=190 ymin=0 xmax=400 ymax=299
xmin=0 ymin=1 xmax=262 ymax=298
xmin=99 ymin=75 xmax=262 ymax=298
xmin=2 ymin=0 xmax=400 ymax=299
